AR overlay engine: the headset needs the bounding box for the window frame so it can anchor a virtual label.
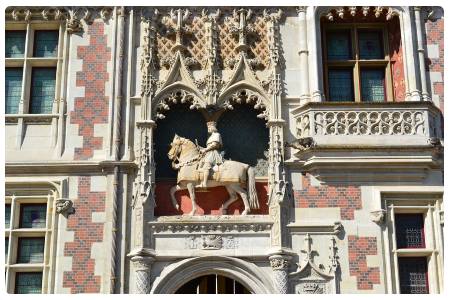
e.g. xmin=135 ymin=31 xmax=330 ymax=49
xmin=383 ymin=194 xmax=444 ymax=294
xmin=322 ymin=22 xmax=394 ymax=102
xmin=5 ymin=186 xmax=57 ymax=294
xmin=5 ymin=21 xmax=63 ymax=119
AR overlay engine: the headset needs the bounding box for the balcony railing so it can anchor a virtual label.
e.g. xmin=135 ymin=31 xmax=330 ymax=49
xmin=293 ymin=102 xmax=442 ymax=148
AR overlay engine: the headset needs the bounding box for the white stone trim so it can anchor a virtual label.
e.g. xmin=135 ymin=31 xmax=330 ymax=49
xmin=151 ymin=256 xmax=275 ymax=293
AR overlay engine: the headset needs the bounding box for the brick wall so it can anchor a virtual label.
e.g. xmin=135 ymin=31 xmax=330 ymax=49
xmin=63 ymin=176 xmax=106 ymax=293
xmin=348 ymin=235 xmax=381 ymax=290
xmin=294 ymin=174 xmax=362 ymax=220
xmin=425 ymin=16 xmax=444 ymax=112
xmin=70 ymin=22 xmax=111 ymax=160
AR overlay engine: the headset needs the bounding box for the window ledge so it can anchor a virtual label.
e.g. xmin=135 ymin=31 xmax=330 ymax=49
xmin=6 ymin=114 xmax=59 ymax=124
xmin=394 ymin=248 xmax=435 ymax=256
xmin=9 ymin=228 xmax=48 ymax=234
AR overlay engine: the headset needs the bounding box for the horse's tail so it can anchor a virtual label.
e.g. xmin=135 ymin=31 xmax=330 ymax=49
xmin=247 ymin=167 xmax=259 ymax=209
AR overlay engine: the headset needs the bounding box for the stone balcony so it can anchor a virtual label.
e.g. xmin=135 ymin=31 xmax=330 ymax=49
xmin=288 ymin=102 xmax=443 ymax=183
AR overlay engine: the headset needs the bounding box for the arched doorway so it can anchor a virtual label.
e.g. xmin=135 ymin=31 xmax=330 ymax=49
xmin=175 ymin=274 xmax=251 ymax=294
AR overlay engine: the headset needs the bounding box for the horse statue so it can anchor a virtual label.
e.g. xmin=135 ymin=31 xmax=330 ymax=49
xmin=167 ymin=134 xmax=259 ymax=215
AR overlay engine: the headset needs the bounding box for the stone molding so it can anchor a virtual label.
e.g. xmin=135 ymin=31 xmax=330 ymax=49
xmin=150 ymin=215 xmax=272 ymax=233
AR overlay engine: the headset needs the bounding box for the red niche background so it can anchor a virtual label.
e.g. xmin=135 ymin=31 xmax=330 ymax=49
xmin=154 ymin=181 xmax=269 ymax=216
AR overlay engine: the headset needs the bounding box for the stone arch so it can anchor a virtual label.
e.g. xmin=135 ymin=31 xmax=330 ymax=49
xmin=151 ymin=256 xmax=274 ymax=294
xmin=218 ymin=84 xmax=271 ymax=120
xmin=152 ymin=85 xmax=206 ymax=120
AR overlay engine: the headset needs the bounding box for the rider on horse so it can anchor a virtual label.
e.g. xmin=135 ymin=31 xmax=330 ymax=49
xmin=197 ymin=121 xmax=224 ymax=188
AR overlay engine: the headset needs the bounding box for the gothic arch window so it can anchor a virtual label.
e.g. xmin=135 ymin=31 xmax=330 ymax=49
xmin=154 ymin=103 xmax=207 ymax=179
xmin=217 ymin=103 xmax=269 ymax=177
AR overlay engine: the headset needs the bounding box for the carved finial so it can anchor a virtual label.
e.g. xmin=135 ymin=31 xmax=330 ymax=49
xmin=374 ymin=6 xmax=383 ymax=18
xmin=326 ymin=12 xmax=334 ymax=21
xmin=336 ymin=7 xmax=345 ymax=19
xmin=329 ymin=236 xmax=339 ymax=273
xmin=362 ymin=6 xmax=371 ymax=17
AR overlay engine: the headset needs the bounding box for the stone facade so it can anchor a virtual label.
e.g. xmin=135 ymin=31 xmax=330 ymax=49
xmin=4 ymin=6 xmax=444 ymax=294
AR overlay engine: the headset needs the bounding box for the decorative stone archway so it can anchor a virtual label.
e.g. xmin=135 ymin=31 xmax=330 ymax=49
xmin=151 ymin=256 xmax=275 ymax=294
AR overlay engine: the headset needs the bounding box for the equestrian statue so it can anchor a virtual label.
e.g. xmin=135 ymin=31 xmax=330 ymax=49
xmin=167 ymin=121 xmax=259 ymax=215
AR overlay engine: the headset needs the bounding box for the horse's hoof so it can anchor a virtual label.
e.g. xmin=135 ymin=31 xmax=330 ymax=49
xmin=219 ymin=206 xmax=226 ymax=215
xmin=175 ymin=204 xmax=180 ymax=210
xmin=188 ymin=210 xmax=196 ymax=216
xmin=241 ymin=209 xmax=250 ymax=215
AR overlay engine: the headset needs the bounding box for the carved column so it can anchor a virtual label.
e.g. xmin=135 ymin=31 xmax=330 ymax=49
xmin=128 ymin=9 xmax=159 ymax=294
xmin=129 ymin=251 xmax=155 ymax=294
xmin=269 ymin=254 xmax=291 ymax=294
xmin=413 ymin=7 xmax=431 ymax=101
xmin=297 ymin=6 xmax=310 ymax=104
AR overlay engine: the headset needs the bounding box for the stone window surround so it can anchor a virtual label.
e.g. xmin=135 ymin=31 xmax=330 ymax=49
xmin=5 ymin=20 xmax=70 ymax=154
xmin=307 ymin=7 xmax=429 ymax=103
xmin=321 ymin=22 xmax=394 ymax=102
xmin=377 ymin=190 xmax=444 ymax=294
xmin=4 ymin=179 xmax=67 ymax=294
xmin=5 ymin=21 xmax=63 ymax=118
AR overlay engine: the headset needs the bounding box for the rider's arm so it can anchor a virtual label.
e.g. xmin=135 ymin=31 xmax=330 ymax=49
xmin=202 ymin=141 xmax=220 ymax=153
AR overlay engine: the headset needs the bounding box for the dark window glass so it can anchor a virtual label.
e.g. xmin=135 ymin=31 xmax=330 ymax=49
xmin=361 ymin=69 xmax=385 ymax=102
xmin=328 ymin=69 xmax=354 ymax=101
xmin=155 ymin=103 xmax=207 ymax=179
xmin=15 ymin=272 xmax=42 ymax=294
xmin=327 ymin=30 xmax=352 ymax=60
xmin=218 ymin=104 xmax=269 ymax=177
xmin=33 ymin=31 xmax=59 ymax=57
xmin=30 ymin=68 xmax=56 ymax=114
xmin=5 ymin=68 xmax=23 ymax=114
xmin=398 ymin=257 xmax=429 ymax=294
xmin=358 ymin=30 xmax=384 ymax=59
xmin=5 ymin=238 xmax=9 ymax=261
xmin=17 ymin=237 xmax=45 ymax=263
xmin=395 ymin=214 xmax=425 ymax=248
xmin=5 ymin=204 xmax=11 ymax=228
xmin=19 ymin=204 xmax=47 ymax=228
xmin=5 ymin=31 xmax=26 ymax=58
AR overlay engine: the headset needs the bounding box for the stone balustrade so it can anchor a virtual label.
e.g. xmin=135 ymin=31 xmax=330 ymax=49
xmin=293 ymin=102 xmax=442 ymax=148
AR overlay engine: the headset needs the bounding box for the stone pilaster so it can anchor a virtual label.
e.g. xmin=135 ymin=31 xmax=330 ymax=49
xmin=269 ymin=254 xmax=291 ymax=294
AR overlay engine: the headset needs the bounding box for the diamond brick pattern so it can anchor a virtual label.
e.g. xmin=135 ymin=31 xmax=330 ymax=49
xmin=63 ymin=176 xmax=106 ymax=293
xmin=70 ymin=22 xmax=111 ymax=160
xmin=294 ymin=175 xmax=362 ymax=220
xmin=348 ymin=235 xmax=380 ymax=290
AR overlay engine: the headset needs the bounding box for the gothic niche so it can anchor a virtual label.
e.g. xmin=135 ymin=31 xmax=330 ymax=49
xmin=154 ymin=102 xmax=269 ymax=216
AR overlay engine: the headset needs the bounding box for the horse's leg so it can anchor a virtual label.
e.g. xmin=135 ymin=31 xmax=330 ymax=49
xmin=221 ymin=184 xmax=239 ymax=214
xmin=170 ymin=184 xmax=184 ymax=210
xmin=234 ymin=185 xmax=251 ymax=215
xmin=186 ymin=182 xmax=197 ymax=216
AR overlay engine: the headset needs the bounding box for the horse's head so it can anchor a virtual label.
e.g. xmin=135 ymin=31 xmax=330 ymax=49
xmin=168 ymin=134 xmax=182 ymax=161
xmin=168 ymin=134 xmax=199 ymax=162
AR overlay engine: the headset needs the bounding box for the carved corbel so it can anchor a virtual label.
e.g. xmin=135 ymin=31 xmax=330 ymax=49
xmin=332 ymin=222 xmax=343 ymax=235
xmin=100 ymin=7 xmax=114 ymax=21
xmin=56 ymin=198 xmax=75 ymax=217
xmin=370 ymin=209 xmax=386 ymax=225
xmin=285 ymin=137 xmax=315 ymax=152
xmin=66 ymin=9 xmax=84 ymax=34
